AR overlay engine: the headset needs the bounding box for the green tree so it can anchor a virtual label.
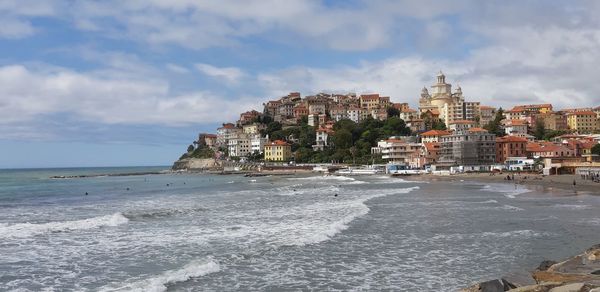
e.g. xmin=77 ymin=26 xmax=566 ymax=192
xmin=533 ymin=119 xmax=546 ymax=140
xmin=187 ymin=144 xmax=195 ymax=153
xmin=484 ymin=107 xmax=505 ymax=137
xmin=387 ymin=106 xmax=400 ymax=117
xmin=333 ymin=129 xmax=353 ymax=149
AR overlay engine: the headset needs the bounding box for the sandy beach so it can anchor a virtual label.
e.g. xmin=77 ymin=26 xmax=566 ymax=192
xmin=407 ymin=172 xmax=600 ymax=195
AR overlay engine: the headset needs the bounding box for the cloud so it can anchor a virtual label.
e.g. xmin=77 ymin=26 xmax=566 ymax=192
xmin=195 ymin=63 xmax=245 ymax=84
xmin=166 ymin=63 xmax=190 ymax=74
xmin=0 ymin=64 xmax=259 ymax=128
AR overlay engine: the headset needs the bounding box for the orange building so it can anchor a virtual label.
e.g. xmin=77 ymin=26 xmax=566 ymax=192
xmin=495 ymin=136 xmax=528 ymax=163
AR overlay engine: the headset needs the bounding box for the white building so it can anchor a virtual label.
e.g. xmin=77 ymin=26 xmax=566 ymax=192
xmin=227 ymin=134 xmax=252 ymax=157
xmin=251 ymin=135 xmax=268 ymax=154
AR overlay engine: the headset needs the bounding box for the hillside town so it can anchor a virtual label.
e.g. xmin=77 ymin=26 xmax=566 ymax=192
xmin=180 ymin=71 xmax=600 ymax=176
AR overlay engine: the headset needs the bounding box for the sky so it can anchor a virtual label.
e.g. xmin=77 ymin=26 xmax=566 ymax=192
xmin=1 ymin=0 xmax=600 ymax=168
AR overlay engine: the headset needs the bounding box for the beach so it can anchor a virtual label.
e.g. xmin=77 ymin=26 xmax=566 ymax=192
xmin=407 ymin=172 xmax=600 ymax=195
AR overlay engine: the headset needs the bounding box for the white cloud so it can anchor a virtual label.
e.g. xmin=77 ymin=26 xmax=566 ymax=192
xmin=0 ymin=17 xmax=35 ymax=38
xmin=0 ymin=64 xmax=259 ymax=127
xmin=195 ymin=63 xmax=245 ymax=84
xmin=166 ymin=63 xmax=190 ymax=74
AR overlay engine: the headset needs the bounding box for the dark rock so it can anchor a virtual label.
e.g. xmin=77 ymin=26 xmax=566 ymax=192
xmin=537 ymin=260 xmax=558 ymax=271
xmin=592 ymin=270 xmax=600 ymax=275
xmin=479 ymin=279 xmax=506 ymax=292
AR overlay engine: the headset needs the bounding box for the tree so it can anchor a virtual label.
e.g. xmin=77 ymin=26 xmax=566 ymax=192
xmin=533 ymin=119 xmax=546 ymax=140
xmin=484 ymin=107 xmax=505 ymax=137
xmin=592 ymin=144 xmax=600 ymax=155
xmin=187 ymin=144 xmax=195 ymax=153
xmin=387 ymin=106 xmax=400 ymax=118
xmin=333 ymin=129 xmax=353 ymax=149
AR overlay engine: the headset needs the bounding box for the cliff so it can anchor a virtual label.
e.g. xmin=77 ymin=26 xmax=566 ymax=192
xmin=171 ymin=158 xmax=221 ymax=171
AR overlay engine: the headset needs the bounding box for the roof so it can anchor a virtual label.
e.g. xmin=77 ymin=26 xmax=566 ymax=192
xmin=568 ymin=111 xmax=596 ymax=116
xmin=507 ymin=119 xmax=528 ymax=126
xmin=421 ymin=130 xmax=451 ymax=137
xmin=360 ymin=94 xmax=380 ymax=100
xmin=526 ymin=142 xmax=568 ymax=153
xmin=467 ymin=127 xmax=488 ymax=132
xmin=423 ymin=142 xmax=440 ymax=151
xmin=204 ymin=134 xmax=217 ymax=138
xmin=219 ymin=123 xmax=236 ymax=129
xmin=480 ymin=105 xmax=495 ymax=110
xmin=512 ymin=104 xmax=553 ymax=111
xmin=449 ymin=120 xmax=476 ymax=125
xmin=267 ymin=140 xmax=290 ymax=146
xmin=496 ymin=136 xmax=528 ymax=143
xmin=401 ymin=108 xmax=416 ymax=113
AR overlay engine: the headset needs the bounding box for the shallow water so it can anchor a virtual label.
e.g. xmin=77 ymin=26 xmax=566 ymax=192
xmin=0 ymin=168 xmax=598 ymax=291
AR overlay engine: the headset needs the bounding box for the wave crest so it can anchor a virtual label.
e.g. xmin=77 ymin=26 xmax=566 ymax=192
xmin=0 ymin=213 xmax=128 ymax=239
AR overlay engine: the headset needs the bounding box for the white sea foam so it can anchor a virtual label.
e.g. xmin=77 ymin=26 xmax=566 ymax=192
xmin=0 ymin=213 xmax=129 ymax=239
xmin=289 ymin=175 xmax=356 ymax=182
xmin=551 ymin=204 xmax=592 ymax=210
xmin=101 ymin=259 xmax=220 ymax=292
xmin=477 ymin=199 xmax=498 ymax=204
xmin=285 ymin=186 xmax=420 ymax=246
xmin=481 ymin=184 xmax=530 ymax=198
xmin=501 ymin=204 xmax=524 ymax=211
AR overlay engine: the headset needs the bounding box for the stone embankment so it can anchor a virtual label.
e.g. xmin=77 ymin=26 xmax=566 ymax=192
xmin=462 ymin=244 xmax=600 ymax=292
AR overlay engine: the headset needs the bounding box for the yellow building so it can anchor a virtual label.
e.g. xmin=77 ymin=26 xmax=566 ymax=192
xmin=264 ymin=140 xmax=292 ymax=161
xmin=567 ymin=111 xmax=598 ymax=133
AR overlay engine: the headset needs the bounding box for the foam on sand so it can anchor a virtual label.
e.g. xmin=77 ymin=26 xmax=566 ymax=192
xmin=101 ymin=258 xmax=220 ymax=292
xmin=0 ymin=212 xmax=129 ymax=239
xmin=289 ymin=175 xmax=356 ymax=181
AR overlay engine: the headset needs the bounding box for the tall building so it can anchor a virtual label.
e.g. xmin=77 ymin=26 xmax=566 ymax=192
xmin=567 ymin=111 xmax=598 ymax=133
xmin=479 ymin=106 xmax=497 ymax=126
xmin=419 ymin=71 xmax=481 ymax=126
xmin=438 ymin=128 xmax=496 ymax=168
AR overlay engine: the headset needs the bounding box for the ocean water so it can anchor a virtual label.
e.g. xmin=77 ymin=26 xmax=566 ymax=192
xmin=1 ymin=168 xmax=599 ymax=291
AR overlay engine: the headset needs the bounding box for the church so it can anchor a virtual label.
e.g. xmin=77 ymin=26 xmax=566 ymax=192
xmin=418 ymin=71 xmax=481 ymax=126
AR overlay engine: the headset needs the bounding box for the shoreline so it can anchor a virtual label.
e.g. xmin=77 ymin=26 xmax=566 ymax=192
xmin=404 ymin=172 xmax=600 ymax=195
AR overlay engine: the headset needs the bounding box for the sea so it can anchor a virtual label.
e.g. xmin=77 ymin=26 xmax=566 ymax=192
xmin=1 ymin=167 xmax=599 ymax=291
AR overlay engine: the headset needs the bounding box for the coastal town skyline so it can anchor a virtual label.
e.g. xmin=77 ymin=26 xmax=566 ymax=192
xmin=2 ymin=1 xmax=600 ymax=168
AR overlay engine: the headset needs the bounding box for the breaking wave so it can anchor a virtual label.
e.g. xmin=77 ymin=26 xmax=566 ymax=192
xmin=100 ymin=258 xmax=220 ymax=292
xmin=0 ymin=213 xmax=128 ymax=239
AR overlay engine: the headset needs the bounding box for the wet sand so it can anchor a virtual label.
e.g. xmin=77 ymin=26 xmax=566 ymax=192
xmin=407 ymin=172 xmax=600 ymax=195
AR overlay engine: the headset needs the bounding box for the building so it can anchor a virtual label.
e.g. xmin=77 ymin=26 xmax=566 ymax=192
xmin=536 ymin=111 xmax=568 ymax=131
xmin=421 ymin=142 xmax=440 ymax=166
xmin=438 ymin=128 xmax=496 ymax=168
xmin=504 ymin=119 xmax=528 ymax=136
xmin=264 ymin=140 xmax=292 ymax=162
xmin=495 ymin=136 xmax=528 ymax=163
xmin=216 ymin=123 xmax=243 ymax=147
xmin=418 ymin=72 xmax=481 ymax=126
xmin=347 ymin=105 xmax=362 ymax=123
xmin=308 ymin=103 xmax=327 ymax=115
xmin=237 ymin=110 xmax=261 ymax=125
xmin=359 ymin=94 xmax=390 ymax=111
xmin=526 ymin=141 xmax=575 ymax=158
xmin=250 ymin=135 xmax=268 ymax=154
xmin=263 ymin=100 xmax=281 ymax=116
xmin=506 ymin=104 xmax=553 ymax=121
xmin=377 ymin=138 xmax=422 ymax=165
xmin=448 ymin=120 xmax=475 ymax=133
xmin=196 ymin=133 xmax=217 ymax=150
xmin=313 ymin=127 xmax=334 ymax=151
xmin=228 ymin=134 xmax=252 ymax=157
xmin=242 ymin=123 xmax=265 ymax=135
xmin=293 ymin=104 xmax=309 ymax=120
xmin=420 ymin=130 xmax=451 ymax=143
xmin=399 ymin=108 xmax=417 ymax=122
xmin=567 ymin=111 xmax=598 ymax=133
xmin=479 ymin=106 xmax=496 ymax=126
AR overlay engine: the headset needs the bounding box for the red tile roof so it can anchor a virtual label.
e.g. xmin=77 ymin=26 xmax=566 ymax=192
xmin=467 ymin=127 xmax=488 ymax=132
xmin=423 ymin=142 xmax=440 ymax=151
xmin=421 ymin=130 xmax=451 ymax=137
xmin=568 ymin=111 xmax=596 ymax=116
xmin=496 ymin=136 xmax=528 ymax=143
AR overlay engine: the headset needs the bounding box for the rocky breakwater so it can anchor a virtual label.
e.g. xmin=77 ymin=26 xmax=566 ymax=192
xmin=171 ymin=158 xmax=221 ymax=171
xmin=462 ymin=244 xmax=600 ymax=292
